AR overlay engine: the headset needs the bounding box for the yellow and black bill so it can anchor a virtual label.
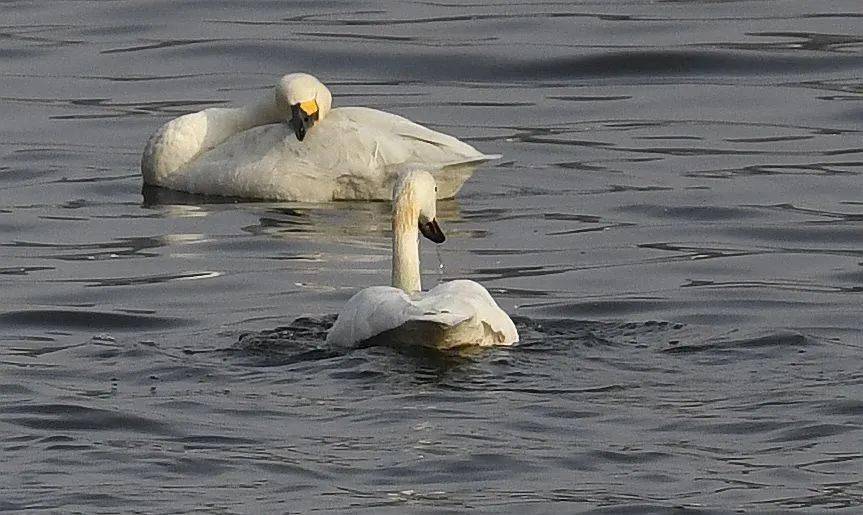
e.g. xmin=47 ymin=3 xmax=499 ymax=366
xmin=289 ymin=99 xmax=319 ymax=141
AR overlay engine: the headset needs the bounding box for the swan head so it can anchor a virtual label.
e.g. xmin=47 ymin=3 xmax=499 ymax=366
xmin=275 ymin=73 xmax=333 ymax=141
xmin=393 ymin=169 xmax=445 ymax=244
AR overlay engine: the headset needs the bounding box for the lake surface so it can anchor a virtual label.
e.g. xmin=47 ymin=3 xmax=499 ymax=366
xmin=1 ymin=0 xmax=862 ymax=512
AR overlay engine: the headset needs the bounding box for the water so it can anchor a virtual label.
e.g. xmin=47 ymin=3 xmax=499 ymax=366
xmin=1 ymin=0 xmax=862 ymax=512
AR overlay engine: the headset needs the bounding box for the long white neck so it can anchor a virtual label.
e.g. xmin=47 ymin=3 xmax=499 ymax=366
xmin=234 ymin=91 xmax=284 ymax=130
xmin=182 ymin=92 xmax=283 ymax=167
xmin=392 ymin=201 xmax=421 ymax=294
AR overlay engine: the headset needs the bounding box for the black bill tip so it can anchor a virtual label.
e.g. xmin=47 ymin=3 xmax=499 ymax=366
xmin=289 ymin=103 xmax=317 ymax=141
xmin=419 ymin=219 xmax=445 ymax=243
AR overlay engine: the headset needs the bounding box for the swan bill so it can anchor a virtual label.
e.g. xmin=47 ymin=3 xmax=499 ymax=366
xmin=420 ymin=219 xmax=445 ymax=243
xmin=289 ymin=100 xmax=320 ymax=141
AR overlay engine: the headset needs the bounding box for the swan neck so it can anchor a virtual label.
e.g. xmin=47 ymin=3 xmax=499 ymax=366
xmin=392 ymin=203 xmax=421 ymax=294
xmin=237 ymin=92 xmax=284 ymax=130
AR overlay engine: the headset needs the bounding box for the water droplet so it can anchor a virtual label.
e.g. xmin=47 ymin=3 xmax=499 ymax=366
xmin=434 ymin=246 xmax=446 ymax=284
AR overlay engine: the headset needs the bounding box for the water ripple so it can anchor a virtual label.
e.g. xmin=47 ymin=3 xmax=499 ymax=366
xmin=0 ymin=310 xmax=191 ymax=330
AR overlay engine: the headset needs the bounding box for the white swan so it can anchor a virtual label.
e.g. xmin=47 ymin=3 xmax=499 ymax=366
xmin=326 ymin=169 xmax=518 ymax=349
xmin=141 ymin=73 xmax=497 ymax=202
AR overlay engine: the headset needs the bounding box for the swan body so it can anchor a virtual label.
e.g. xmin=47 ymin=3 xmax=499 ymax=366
xmin=141 ymin=73 xmax=495 ymax=201
xmin=326 ymin=170 xmax=518 ymax=349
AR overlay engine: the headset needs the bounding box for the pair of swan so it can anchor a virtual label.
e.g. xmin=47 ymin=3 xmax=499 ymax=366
xmin=141 ymin=73 xmax=517 ymax=348
xmin=142 ymin=73 xmax=495 ymax=202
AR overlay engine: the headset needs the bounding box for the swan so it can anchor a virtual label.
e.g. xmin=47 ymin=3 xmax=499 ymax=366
xmin=326 ymin=169 xmax=518 ymax=349
xmin=141 ymin=73 xmax=497 ymax=202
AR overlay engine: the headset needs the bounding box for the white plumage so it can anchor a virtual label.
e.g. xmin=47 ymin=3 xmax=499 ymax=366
xmin=326 ymin=170 xmax=518 ymax=349
xmin=141 ymin=73 xmax=496 ymax=201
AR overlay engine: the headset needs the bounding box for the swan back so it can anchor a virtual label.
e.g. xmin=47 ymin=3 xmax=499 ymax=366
xmin=325 ymin=280 xmax=518 ymax=348
xmin=325 ymin=286 xmax=471 ymax=347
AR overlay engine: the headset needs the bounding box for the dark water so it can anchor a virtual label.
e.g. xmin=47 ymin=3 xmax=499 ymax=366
xmin=2 ymin=1 xmax=862 ymax=512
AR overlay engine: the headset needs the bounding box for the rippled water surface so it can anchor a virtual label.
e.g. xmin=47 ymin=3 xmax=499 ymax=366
xmin=2 ymin=1 xmax=862 ymax=512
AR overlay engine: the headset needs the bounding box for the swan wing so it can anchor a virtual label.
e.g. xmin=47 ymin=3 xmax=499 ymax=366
xmin=332 ymin=107 xmax=492 ymax=165
xmin=326 ymin=107 xmax=499 ymax=199
xmin=416 ymin=280 xmax=519 ymax=346
xmin=326 ymin=286 xmax=471 ymax=347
